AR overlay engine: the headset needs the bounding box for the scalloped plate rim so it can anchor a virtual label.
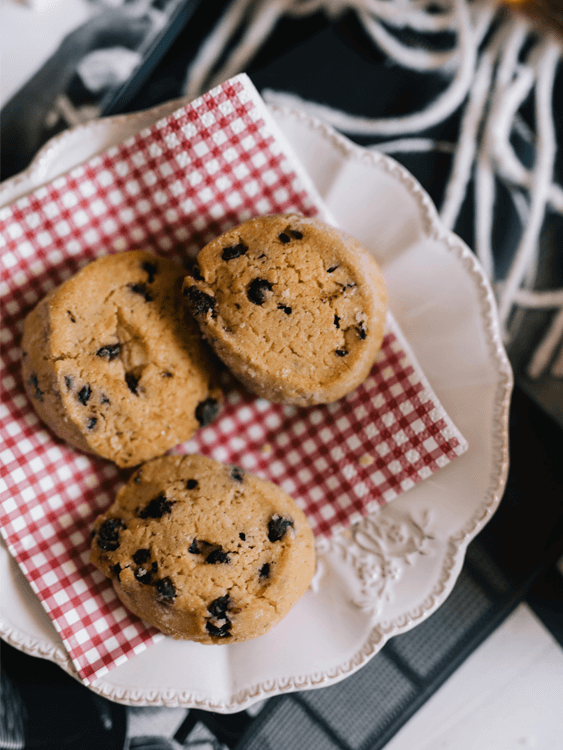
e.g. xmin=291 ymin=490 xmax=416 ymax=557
xmin=0 ymin=99 xmax=513 ymax=711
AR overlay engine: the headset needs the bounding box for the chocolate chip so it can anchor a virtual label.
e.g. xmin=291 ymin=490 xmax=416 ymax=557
xmin=195 ymin=397 xmax=220 ymax=426
xmin=134 ymin=567 xmax=152 ymax=585
xmin=133 ymin=549 xmax=151 ymax=565
xmin=128 ymin=282 xmax=152 ymax=302
xmin=206 ymin=620 xmax=232 ymax=638
xmin=155 ymin=577 xmax=176 ymax=602
xmin=64 ymin=376 xmax=73 ymax=390
xmin=78 ymin=384 xmax=91 ymax=405
xmin=101 ymin=394 xmax=111 ymax=405
xmin=278 ymin=233 xmax=291 ymax=243
xmin=183 ymin=286 xmax=216 ymax=317
xmin=247 ymin=278 xmax=272 ymax=305
xmin=268 ymin=515 xmax=294 ymax=542
xmin=96 ymin=344 xmax=121 ymax=361
xmin=357 ymin=322 xmax=367 ymax=340
xmin=162 ymin=371 xmax=173 ymax=378
xmin=29 ymin=374 xmax=43 ymax=401
xmin=112 ymin=563 xmax=121 ymax=579
xmin=125 ymin=373 xmax=139 ymax=395
xmin=290 ymin=230 xmax=303 ymax=239
xmin=186 ymin=263 xmax=203 ymax=281
xmin=259 ymin=563 xmax=270 ymax=579
xmin=189 ymin=538 xmax=202 ymax=554
xmin=277 ymin=304 xmax=292 ymax=315
xmin=134 ymin=472 xmax=142 ymax=485
xmin=151 ymin=562 xmax=158 ymax=572
xmin=222 ymin=242 xmax=248 ymax=260
xmin=97 ymin=518 xmax=126 ymax=551
xmin=327 ymin=265 xmax=338 ymax=273
xmin=67 ymin=310 xmax=76 ymax=323
xmin=22 ymin=351 xmax=28 ymax=358
xmin=334 ymin=315 xmax=340 ymax=329
xmin=139 ymin=493 xmax=174 ymax=519
xmin=86 ymin=417 xmax=97 ymax=430
xmin=239 ymin=532 xmax=246 ymax=541
xmin=189 ymin=539 xmax=220 ymax=558
xmin=208 ymin=594 xmax=230 ymax=618
xmin=231 ymin=466 xmax=244 ymax=483
xmin=335 ymin=349 xmax=348 ymax=357
xmin=186 ymin=479 xmax=198 ymax=490
xmin=206 ymin=547 xmax=230 ymax=565
xmin=142 ymin=261 xmax=157 ymax=283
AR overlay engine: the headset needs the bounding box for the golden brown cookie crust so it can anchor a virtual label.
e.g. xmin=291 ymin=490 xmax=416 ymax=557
xmin=21 ymin=251 xmax=221 ymax=467
xmin=182 ymin=214 xmax=388 ymax=405
xmin=90 ymin=454 xmax=316 ymax=643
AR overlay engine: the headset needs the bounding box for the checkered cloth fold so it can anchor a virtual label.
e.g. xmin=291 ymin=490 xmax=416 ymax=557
xmin=0 ymin=74 xmax=467 ymax=684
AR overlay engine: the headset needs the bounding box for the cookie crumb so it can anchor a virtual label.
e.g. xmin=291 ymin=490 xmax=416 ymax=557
xmin=358 ymin=454 xmax=374 ymax=467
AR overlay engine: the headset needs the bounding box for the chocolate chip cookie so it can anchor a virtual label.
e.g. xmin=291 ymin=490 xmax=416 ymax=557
xmin=182 ymin=214 xmax=388 ymax=405
xmin=90 ymin=454 xmax=315 ymax=643
xmin=21 ymin=251 xmax=221 ymax=467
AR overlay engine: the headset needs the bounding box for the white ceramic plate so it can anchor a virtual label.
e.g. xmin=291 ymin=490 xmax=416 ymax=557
xmin=0 ymin=100 xmax=513 ymax=711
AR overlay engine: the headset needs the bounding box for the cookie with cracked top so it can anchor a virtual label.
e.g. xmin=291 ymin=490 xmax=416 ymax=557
xmin=182 ymin=214 xmax=388 ymax=406
xmin=90 ymin=453 xmax=315 ymax=644
xmin=21 ymin=250 xmax=221 ymax=467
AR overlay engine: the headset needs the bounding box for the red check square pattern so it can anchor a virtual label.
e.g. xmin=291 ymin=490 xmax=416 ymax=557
xmin=0 ymin=74 xmax=467 ymax=684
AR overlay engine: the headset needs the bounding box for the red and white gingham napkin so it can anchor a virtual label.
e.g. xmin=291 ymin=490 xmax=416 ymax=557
xmin=0 ymin=74 xmax=467 ymax=685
